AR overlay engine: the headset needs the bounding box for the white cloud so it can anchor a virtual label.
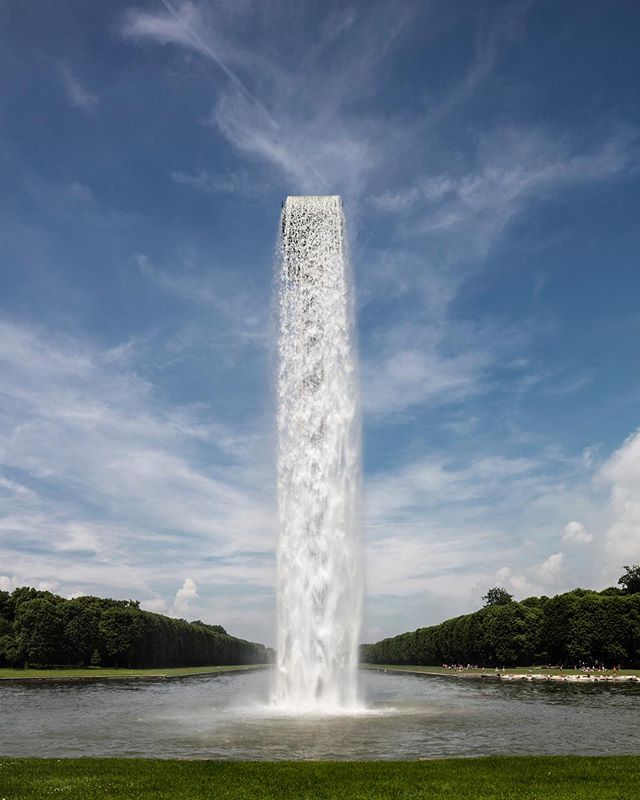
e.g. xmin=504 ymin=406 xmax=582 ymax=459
xmin=211 ymin=90 xmax=334 ymax=191
xmin=363 ymin=341 xmax=491 ymax=416
xmin=360 ymin=432 xmax=624 ymax=637
xmin=537 ymin=552 xmax=565 ymax=583
xmin=0 ymin=318 xmax=277 ymax=638
xmin=359 ymin=129 xmax=637 ymax=419
xmin=7 ymin=2 xmax=636 ymax=651
xmin=494 ymin=565 xmax=531 ymax=595
xmin=121 ymin=0 xmax=407 ymax=196
xmin=365 ymin=452 xmax=542 ymax=529
xmin=141 ymin=597 xmax=167 ymax=613
xmin=119 ymin=1 xmax=637 ymax=443
xmin=582 ymin=444 xmax=601 ymax=467
xmin=0 ymin=574 xmax=59 ymax=593
xmin=59 ymin=64 xmax=99 ymax=113
xmin=361 ymin=311 xmax=530 ymax=417
xmin=121 ymin=1 xmax=282 ymax=138
xmin=599 ymin=429 xmax=640 ymax=562
xmin=373 ymin=128 xmax=638 ymax=259
xmin=122 ymin=1 xmax=207 ymax=54
xmin=492 ymin=552 xmax=566 ymax=599
xmin=363 ymin=449 xmax=568 ymax=615
xmin=172 ymin=577 xmax=198 ymax=616
xmin=563 ymin=520 xmax=593 ymax=544
xmin=0 ymin=575 xmax=18 ymax=592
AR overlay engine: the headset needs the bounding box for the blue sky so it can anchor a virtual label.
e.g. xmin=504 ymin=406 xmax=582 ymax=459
xmin=1 ymin=0 xmax=639 ymax=644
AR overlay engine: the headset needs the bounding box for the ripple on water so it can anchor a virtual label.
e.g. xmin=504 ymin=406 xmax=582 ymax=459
xmin=1 ymin=668 xmax=639 ymax=759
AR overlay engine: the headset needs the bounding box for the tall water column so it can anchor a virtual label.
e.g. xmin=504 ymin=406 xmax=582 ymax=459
xmin=273 ymin=195 xmax=362 ymax=711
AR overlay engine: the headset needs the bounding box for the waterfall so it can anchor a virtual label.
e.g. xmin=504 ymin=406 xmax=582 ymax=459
xmin=272 ymin=195 xmax=362 ymax=711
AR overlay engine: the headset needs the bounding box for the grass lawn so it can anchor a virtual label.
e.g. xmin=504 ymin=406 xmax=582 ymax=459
xmin=361 ymin=664 xmax=640 ymax=677
xmin=3 ymin=664 xmax=635 ymax=681
xmin=0 ymin=757 xmax=638 ymax=799
xmin=0 ymin=664 xmax=268 ymax=681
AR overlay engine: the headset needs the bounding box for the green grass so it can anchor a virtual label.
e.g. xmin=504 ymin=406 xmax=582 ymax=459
xmin=0 ymin=757 xmax=638 ymax=799
xmin=362 ymin=664 xmax=640 ymax=677
xmin=0 ymin=664 xmax=268 ymax=681
xmin=3 ymin=663 xmax=636 ymax=682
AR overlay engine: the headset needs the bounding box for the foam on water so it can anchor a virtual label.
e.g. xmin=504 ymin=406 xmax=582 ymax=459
xmin=272 ymin=196 xmax=362 ymax=712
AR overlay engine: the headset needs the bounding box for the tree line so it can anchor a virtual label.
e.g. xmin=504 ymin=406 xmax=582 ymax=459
xmin=0 ymin=587 xmax=271 ymax=669
xmin=361 ymin=566 xmax=640 ymax=668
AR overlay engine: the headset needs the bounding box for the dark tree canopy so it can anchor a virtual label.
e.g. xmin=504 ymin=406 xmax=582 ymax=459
xmin=191 ymin=620 xmax=227 ymax=635
xmin=0 ymin=588 xmax=270 ymax=670
xmin=362 ymin=576 xmax=640 ymax=669
xmin=482 ymin=587 xmax=514 ymax=607
xmin=618 ymin=565 xmax=640 ymax=595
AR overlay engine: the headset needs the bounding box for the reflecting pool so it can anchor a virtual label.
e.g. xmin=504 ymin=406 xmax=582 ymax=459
xmin=2 ymin=668 xmax=639 ymax=759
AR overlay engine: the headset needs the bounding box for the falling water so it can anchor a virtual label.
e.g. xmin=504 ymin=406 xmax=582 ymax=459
xmin=272 ymin=195 xmax=362 ymax=712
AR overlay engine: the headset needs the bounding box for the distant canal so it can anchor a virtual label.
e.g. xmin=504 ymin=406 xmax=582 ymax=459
xmin=2 ymin=668 xmax=639 ymax=759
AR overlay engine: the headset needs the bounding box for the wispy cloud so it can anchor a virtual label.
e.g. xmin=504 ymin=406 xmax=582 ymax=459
xmin=425 ymin=0 xmax=534 ymax=127
xmin=170 ymin=168 xmax=255 ymax=195
xmin=373 ymin=127 xmax=638 ymax=258
xmin=135 ymin=253 xmax=267 ymax=345
xmin=361 ymin=307 xmax=534 ymax=417
xmin=5 ymin=0 xmax=635 ymax=649
xmin=121 ymin=0 xmax=281 ymax=132
xmin=360 ymin=435 xmax=628 ymax=635
xmin=0 ymin=319 xmax=276 ymax=638
xmin=362 ymin=327 xmax=493 ymax=416
xmin=461 ymin=430 xmax=640 ymax=613
xmin=59 ymin=64 xmax=99 ymax=114
xmin=366 ymin=451 xmax=551 ymax=533
xmin=359 ymin=126 xmax=637 ymax=418
xmin=121 ymin=0 xmax=409 ymax=195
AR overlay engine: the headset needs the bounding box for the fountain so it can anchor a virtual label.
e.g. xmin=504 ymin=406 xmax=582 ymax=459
xmin=272 ymin=195 xmax=362 ymax=712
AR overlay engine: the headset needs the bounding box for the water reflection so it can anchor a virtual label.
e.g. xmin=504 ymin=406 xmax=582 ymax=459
xmin=1 ymin=669 xmax=638 ymax=759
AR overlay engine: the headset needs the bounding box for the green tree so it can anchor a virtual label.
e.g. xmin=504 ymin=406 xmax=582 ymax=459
xmin=98 ymin=607 xmax=143 ymax=668
xmin=0 ymin=634 xmax=22 ymax=666
xmin=63 ymin=600 xmax=101 ymax=666
xmin=600 ymin=586 xmax=624 ymax=596
xmin=191 ymin=620 xmax=227 ymax=635
xmin=619 ymin=565 xmax=640 ymax=595
xmin=0 ymin=590 xmax=14 ymax=622
xmin=0 ymin=587 xmax=268 ymax=669
xmin=15 ymin=598 xmax=64 ymax=665
xmin=362 ymin=587 xmax=640 ymax=669
xmin=482 ymin=587 xmax=514 ymax=607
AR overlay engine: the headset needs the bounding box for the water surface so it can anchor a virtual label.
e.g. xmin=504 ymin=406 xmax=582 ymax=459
xmin=2 ymin=668 xmax=639 ymax=759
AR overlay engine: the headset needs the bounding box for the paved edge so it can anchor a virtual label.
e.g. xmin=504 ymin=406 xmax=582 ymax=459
xmin=361 ymin=665 xmax=640 ymax=683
